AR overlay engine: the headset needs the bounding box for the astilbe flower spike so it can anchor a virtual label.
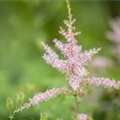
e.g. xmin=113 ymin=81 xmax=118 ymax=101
xmin=13 ymin=0 xmax=120 ymax=117
xmin=42 ymin=0 xmax=101 ymax=90
xmin=42 ymin=0 xmax=120 ymax=91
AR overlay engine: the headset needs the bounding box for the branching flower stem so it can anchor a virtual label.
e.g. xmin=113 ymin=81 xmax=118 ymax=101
xmin=11 ymin=0 xmax=120 ymax=120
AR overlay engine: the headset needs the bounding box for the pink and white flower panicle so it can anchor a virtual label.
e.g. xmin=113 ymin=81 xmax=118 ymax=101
xmin=42 ymin=0 xmax=101 ymax=90
xmin=42 ymin=0 xmax=120 ymax=91
xmin=14 ymin=0 xmax=120 ymax=115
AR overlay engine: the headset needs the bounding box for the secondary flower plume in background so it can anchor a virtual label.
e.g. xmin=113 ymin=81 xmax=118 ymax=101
xmin=107 ymin=16 xmax=120 ymax=56
xmin=90 ymin=56 xmax=113 ymax=72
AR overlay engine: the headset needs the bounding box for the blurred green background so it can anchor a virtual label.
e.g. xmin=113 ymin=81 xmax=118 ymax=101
xmin=0 ymin=0 xmax=120 ymax=120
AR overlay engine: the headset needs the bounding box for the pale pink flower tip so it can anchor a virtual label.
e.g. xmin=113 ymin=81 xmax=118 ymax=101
xmin=78 ymin=113 xmax=88 ymax=120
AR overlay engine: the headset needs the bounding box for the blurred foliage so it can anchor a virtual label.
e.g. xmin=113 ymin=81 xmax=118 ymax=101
xmin=40 ymin=113 xmax=48 ymax=120
xmin=0 ymin=0 xmax=120 ymax=120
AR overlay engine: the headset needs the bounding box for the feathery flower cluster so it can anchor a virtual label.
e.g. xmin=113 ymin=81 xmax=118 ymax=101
xmin=42 ymin=0 xmax=101 ymax=90
xmin=14 ymin=0 xmax=120 ymax=116
xmin=107 ymin=16 xmax=120 ymax=55
xmin=42 ymin=0 xmax=120 ymax=91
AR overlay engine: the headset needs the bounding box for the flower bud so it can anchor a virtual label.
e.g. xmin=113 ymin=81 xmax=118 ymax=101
xmin=6 ymin=97 xmax=14 ymax=111
xmin=17 ymin=92 xmax=25 ymax=105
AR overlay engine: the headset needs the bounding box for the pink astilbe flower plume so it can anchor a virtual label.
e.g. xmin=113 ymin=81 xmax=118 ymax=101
xmin=42 ymin=0 xmax=120 ymax=91
xmin=42 ymin=0 xmax=101 ymax=90
xmin=13 ymin=0 xmax=120 ymax=116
